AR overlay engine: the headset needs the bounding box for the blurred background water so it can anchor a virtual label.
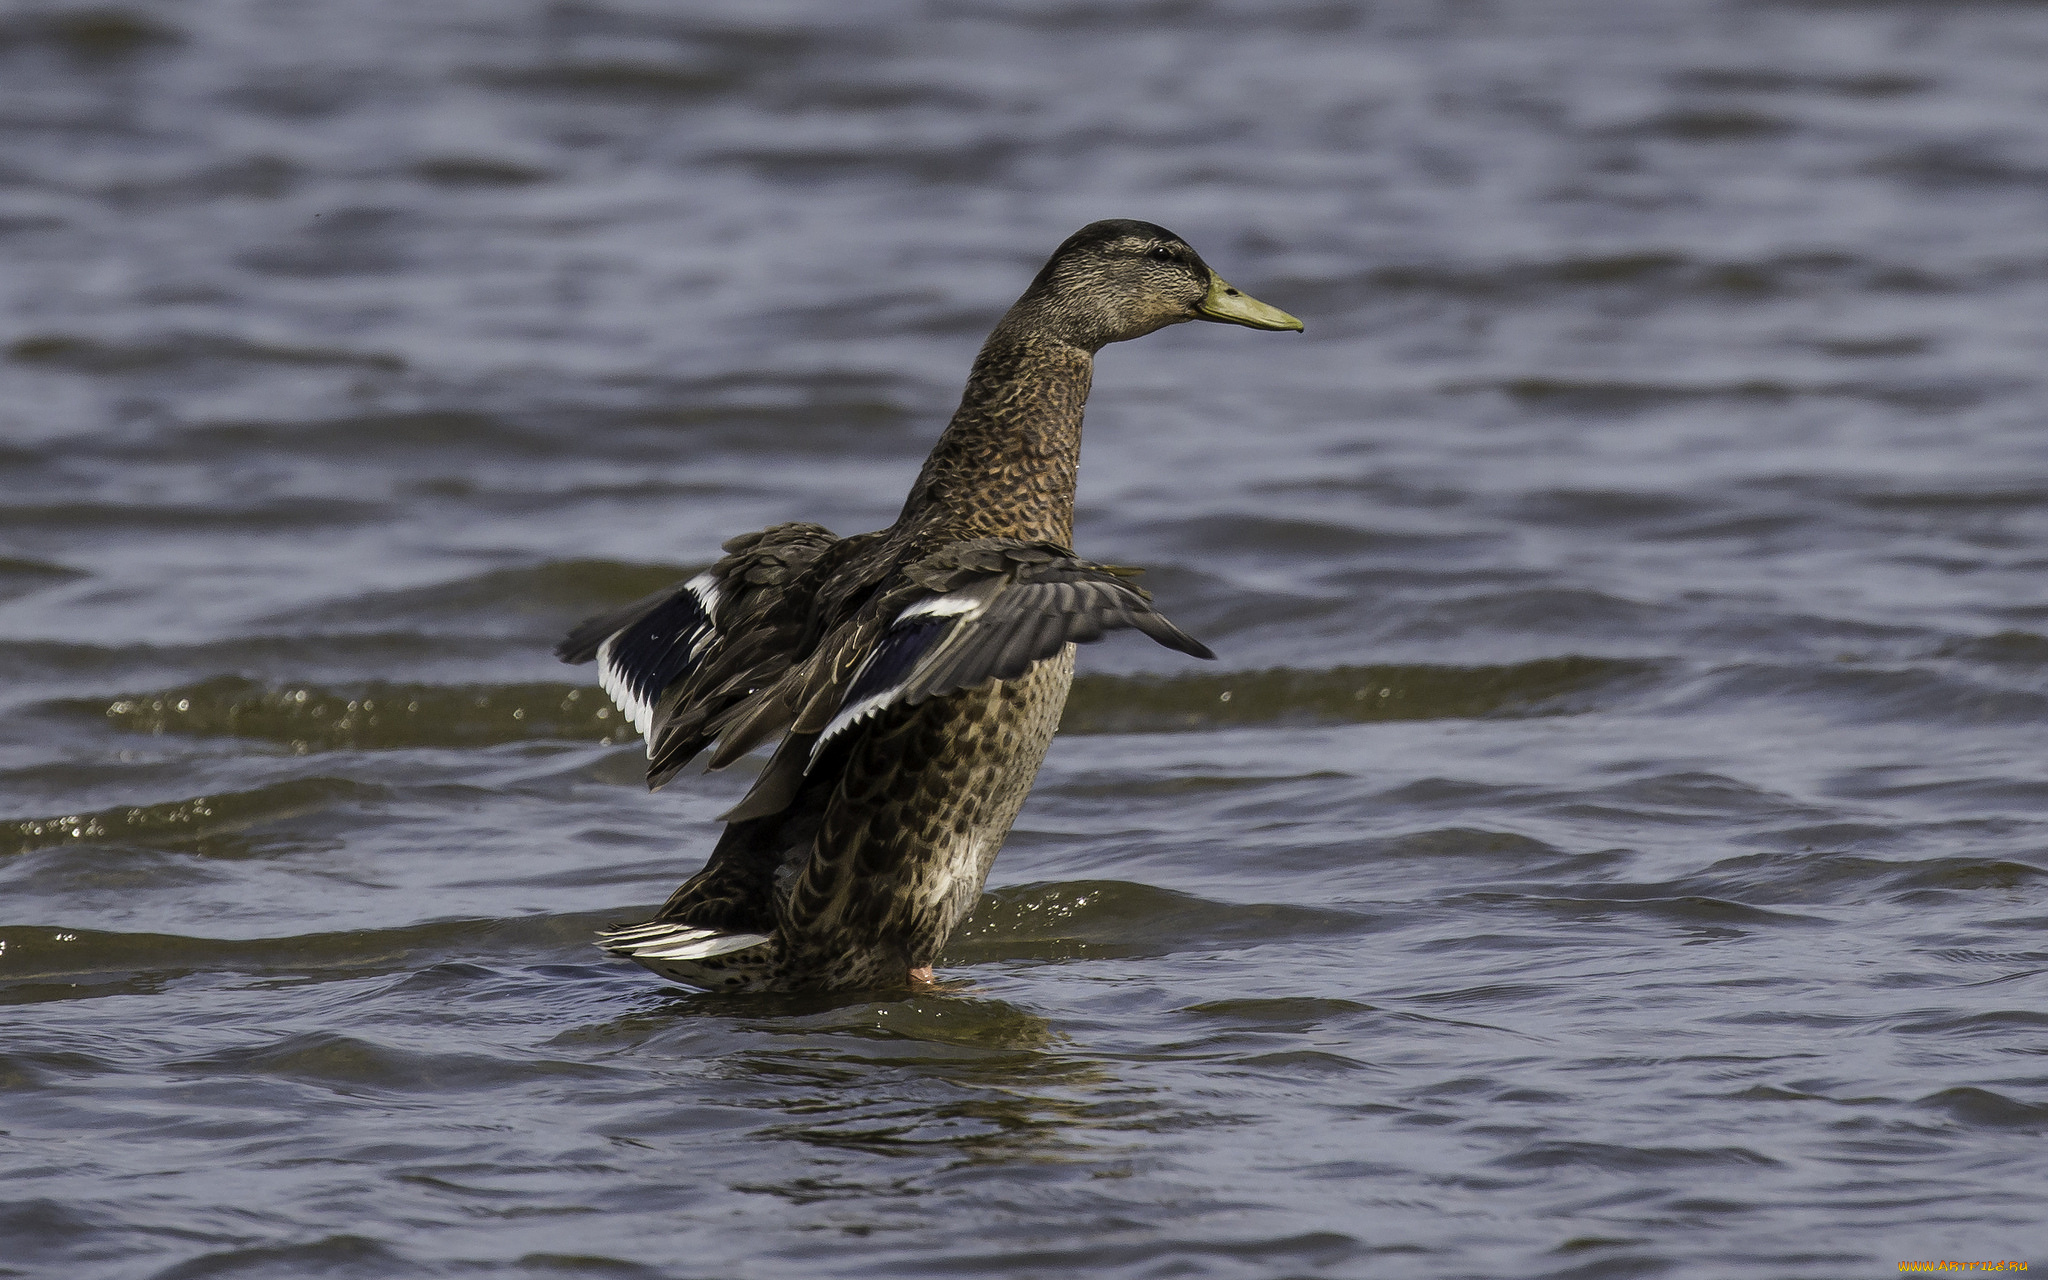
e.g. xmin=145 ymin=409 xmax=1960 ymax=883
xmin=3 ymin=1 xmax=2047 ymax=1276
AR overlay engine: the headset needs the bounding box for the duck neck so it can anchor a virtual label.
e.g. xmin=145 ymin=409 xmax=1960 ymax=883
xmin=897 ymin=325 xmax=1093 ymax=547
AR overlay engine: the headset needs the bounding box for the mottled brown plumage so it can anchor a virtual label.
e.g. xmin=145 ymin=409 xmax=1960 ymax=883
xmin=557 ymin=219 xmax=1301 ymax=991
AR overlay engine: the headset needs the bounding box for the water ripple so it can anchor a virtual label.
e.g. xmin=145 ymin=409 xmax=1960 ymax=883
xmin=6 ymin=0 xmax=2048 ymax=1274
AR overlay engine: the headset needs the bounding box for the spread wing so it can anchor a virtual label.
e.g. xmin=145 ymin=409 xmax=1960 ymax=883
xmin=813 ymin=541 xmax=1213 ymax=753
xmin=712 ymin=538 xmax=1212 ymax=824
xmin=555 ymin=573 xmax=719 ymax=743
xmin=563 ymin=532 xmax=1212 ymax=812
xmin=554 ymin=522 xmax=841 ymax=788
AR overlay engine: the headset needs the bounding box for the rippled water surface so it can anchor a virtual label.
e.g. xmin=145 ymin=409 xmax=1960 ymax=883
xmin=5 ymin=1 xmax=2048 ymax=1276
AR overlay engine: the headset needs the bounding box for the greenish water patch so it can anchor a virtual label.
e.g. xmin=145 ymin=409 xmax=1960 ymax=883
xmin=8 ymin=332 xmax=404 ymax=373
xmin=0 ymin=555 xmax=83 ymax=580
xmin=1059 ymin=656 xmax=1648 ymax=734
xmin=65 ymin=677 xmax=633 ymax=750
xmin=1 ymin=777 xmax=367 ymax=857
xmin=0 ymin=908 xmax=619 ymax=994
xmin=950 ymin=879 xmax=1367 ymax=963
xmin=0 ymin=555 xmax=84 ymax=603
xmin=63 ymin=657 xmax=1644 ymax=753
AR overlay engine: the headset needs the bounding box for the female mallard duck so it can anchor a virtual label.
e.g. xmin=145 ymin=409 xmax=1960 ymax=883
xmin=558 ymin=219 xmax=1301 ymax=992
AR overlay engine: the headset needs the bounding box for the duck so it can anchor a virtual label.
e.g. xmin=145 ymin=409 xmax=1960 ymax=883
xmin=557 ymin=219 xmax=1301 ymax=992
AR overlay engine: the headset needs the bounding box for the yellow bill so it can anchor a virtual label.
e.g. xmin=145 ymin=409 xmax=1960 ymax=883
xmin=1196 ymin=275 xmax=1304 ymax=331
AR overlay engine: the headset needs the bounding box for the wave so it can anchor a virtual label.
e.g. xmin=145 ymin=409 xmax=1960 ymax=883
xmin=0 ymin=498 xmax=385 ymax=532
xmin=0 ymin=8 xmax=180 ymax=58
xmin=1669 ymin=67 xmax=1930 ymax=98
xmin=61 ymin=679 xmax=622 ymax=749
xmin=1287 ymin=247 xmax=1963 ymax=318
xmin=1453 ymin=375 xmax=1994 ymax=416
xmin=0 ymin=907 xmax=622 ymax=994
xmin=55 ymin=657 xmax=1645 ymax=752
xmin=0 ymin=878 xmax=1351 ymax=997
xmin=56 ymin=678 xmax=631 ymax=752
xmin=1673 ymin=661 xmax=2048 ymax=727
xmin=7 ymin=332 xmax=404 ymax=374
xmin=1062 ymin=656 xmax=1649 ymax=734
xmin=1 ymin=777 xmax=368 ymax=857
xmin=0 ymin=554 xmax=84 ymax=605
xmin=950 ymin=878 xmax=1368 ymax=964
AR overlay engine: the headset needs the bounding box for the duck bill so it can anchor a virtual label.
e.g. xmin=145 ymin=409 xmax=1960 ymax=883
xmin=1195 ymin=276 xmax=1304 ymax=331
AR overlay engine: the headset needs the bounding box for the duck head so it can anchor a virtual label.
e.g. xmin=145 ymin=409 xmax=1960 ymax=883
xmin=1009 ymin=218 xmax=1303 ymax=352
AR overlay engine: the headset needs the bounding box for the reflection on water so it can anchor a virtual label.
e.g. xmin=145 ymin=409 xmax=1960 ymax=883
xmin=5 ymin=0 xmax=2048 ymax=1275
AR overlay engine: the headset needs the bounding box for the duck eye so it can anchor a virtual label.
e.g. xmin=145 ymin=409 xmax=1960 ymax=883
xmin=1147 ymin=245 xmax=1179 ymax=263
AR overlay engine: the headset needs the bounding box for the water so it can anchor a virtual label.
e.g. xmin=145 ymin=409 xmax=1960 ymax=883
xmin=4 ymin=1 xmax=2047 ymax=1275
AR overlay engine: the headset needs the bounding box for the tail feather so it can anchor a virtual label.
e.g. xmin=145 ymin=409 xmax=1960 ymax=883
xmin=598 ymin=920 xmax=772 ymax=964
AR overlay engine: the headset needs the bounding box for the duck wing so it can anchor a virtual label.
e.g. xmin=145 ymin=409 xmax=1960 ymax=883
xmin=715 ymin=537 xmax=1213 ymax=823
xmin=814 ymin=538 xmax=1212 ymax=750
xmin=554 ymin=521 xmax=843 ymax=789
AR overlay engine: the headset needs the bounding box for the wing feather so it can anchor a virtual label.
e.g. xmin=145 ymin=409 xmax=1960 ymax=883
xmin=811 ymin=540 xmax=1212 ymax=756
xmin=553 ymin=522 xmax=844 ymax=788
xmin=591 ymin=573 xmax=718 ymax=742
xmin=562 ymin=530 xmax=1211 ymax=815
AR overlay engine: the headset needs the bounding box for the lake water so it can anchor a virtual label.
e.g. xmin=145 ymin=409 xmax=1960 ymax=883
xmin=3 ymin=1 xmax=2047 ymax=1276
